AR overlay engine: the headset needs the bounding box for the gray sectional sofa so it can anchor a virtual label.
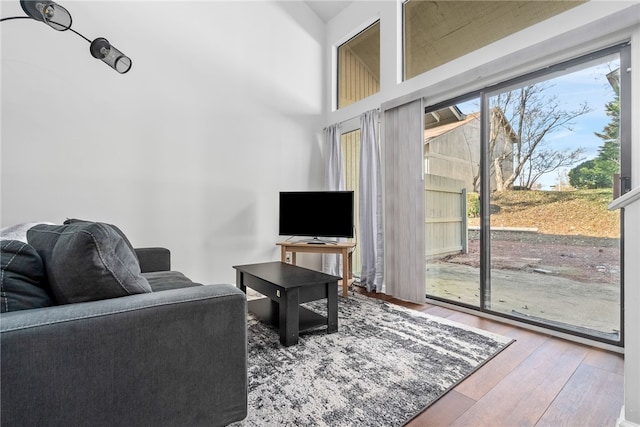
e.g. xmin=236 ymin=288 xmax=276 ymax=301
xmin=0 ymin=221 xmax=247 ymax=426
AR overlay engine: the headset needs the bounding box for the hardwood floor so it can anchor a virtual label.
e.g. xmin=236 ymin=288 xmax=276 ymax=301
xmin=356 ymin=289 xmax=625 ymax=427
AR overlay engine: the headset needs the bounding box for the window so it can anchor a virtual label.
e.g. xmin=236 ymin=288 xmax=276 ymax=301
xmin=403 ymin=1 xmax=583 ymax=80
xmin=338 ymin=21 xmax=380 ymax=109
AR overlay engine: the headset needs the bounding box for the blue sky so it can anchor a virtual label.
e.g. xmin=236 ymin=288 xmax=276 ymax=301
xmin=456 ymin=57 xmax=620 ymax=190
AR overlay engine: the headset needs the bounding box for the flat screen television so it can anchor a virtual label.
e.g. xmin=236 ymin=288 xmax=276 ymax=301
xmin=279 ymin=191 xmax=354 ymax=239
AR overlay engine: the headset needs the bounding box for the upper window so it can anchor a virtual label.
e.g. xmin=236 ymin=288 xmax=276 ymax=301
xmin=403 ymin=1 xmax=583 ymax=80
xmin=338 ymin=21 xmax=380 ymax=109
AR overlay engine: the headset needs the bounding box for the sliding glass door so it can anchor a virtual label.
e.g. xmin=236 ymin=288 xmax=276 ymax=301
xmin=425 ymin=99 xmax=481 ymax=307
xmin=425 ymin=45 xmax=629 ymax=345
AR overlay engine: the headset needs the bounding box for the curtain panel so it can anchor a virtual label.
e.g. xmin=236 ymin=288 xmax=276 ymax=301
xmin=359 ymin=109 xmax=384 ymax=292
xmin=322 ymin=124 xmax=344 ymax=277
xmin=383 ymin=99 xmax=425 ymax=303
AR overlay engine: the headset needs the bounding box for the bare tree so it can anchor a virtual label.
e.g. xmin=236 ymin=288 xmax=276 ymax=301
xmin=490 ymin=83 xmax=589 ymax=191
xmin=522 ymin=144 xmax=586 ymax=188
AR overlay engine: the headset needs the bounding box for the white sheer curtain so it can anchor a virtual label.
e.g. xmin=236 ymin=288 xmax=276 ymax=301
xmin=359 ymin=109 xmax=384 ymax=292
xmin=322 ymin=124 xmax=344 ymax=276
xmin=383 ymin=99 xmax=425 ymax=303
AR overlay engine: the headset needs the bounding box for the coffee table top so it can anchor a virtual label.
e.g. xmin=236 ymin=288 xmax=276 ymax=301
xmin=233 ymin=262 xmax=341 ymax=289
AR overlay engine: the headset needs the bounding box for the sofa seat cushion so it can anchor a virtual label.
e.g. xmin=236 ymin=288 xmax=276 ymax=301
xmin=1 ymin=240 xmax=55 ymax=312
xmin=27 ymin=222 xmax=152 ymax=304
xmin=142 ymin=271 xmax=202 ymax=292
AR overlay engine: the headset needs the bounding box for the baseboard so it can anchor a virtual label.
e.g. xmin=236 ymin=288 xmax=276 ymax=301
xmin=617 ymin=406 xmax=640 ymax=427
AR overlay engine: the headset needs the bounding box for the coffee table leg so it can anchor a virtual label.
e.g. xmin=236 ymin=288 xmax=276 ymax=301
xmin=327 ymin=281 xmax=338 ymax=333
xmin=280 ymin=288 xmax=299 ymax=346
xmin=270 ymin=299 xmax=279 ymax=325
xmin=236 ymin=271 xmax=246 ymax=293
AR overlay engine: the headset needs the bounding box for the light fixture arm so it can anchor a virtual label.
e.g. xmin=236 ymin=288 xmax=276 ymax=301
xmin=0 ymin=16 xmax=32 ymax=23
xmin=70 ymin=28 xmax=91 ymax=43
xmin=0 ymin=0 xmax=132 ymax=74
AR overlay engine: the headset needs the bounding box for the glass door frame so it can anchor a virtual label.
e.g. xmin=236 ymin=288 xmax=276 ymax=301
xmin=425 ymin=42 xmax=631 ymax=347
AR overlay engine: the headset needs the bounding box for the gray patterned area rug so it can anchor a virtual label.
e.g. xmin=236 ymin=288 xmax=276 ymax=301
xmin=232 ymin=293 xmax=513 ymax=427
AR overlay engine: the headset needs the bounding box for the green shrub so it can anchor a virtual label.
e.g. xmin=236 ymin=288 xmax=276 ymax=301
xmin=467 ymin=192 xmax=480 ymax=217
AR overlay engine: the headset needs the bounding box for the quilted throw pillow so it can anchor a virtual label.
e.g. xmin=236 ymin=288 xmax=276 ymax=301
xmin=27 ymin=222 xmax=152 ymax=304
xmin=1 ymin=240 xmax=55 ymax=312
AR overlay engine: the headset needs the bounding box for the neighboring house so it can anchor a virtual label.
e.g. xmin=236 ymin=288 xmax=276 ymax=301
xmin=424 ymin=106 xmax=517 ymax=192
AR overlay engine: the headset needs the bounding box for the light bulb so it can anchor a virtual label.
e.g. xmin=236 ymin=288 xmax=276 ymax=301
xmin=36 ymin=3 xmax=55 ymax=19
xmin=21 ymin=0 xmax=72 ymax=31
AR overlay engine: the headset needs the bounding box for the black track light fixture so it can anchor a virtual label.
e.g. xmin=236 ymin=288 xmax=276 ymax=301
xmin=1 ymin=0 xmax=132 ymax=74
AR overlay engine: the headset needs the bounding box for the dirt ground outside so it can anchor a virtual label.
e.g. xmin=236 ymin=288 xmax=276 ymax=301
xmin=427 ymin=230 xmax=621 ymax=339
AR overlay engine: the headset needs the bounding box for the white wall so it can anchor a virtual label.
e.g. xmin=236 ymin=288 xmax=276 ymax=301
xmin=610 ymin=188 xmax=640 ymax=427
xmin=1 ymin=1 xmax=326 ymax=284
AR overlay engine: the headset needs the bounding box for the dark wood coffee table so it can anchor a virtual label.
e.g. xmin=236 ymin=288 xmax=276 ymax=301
xmin=233 ymin=261 xmax=340 ymax=346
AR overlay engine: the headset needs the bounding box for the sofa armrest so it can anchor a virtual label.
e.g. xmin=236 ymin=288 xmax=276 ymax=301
xmin=1 ymin=285 xmax=247 ymax=427
xmin=135 ymin=247 xmax=171 ymax=272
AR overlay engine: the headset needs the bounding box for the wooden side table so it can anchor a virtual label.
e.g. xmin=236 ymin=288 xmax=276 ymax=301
xmin=276 ymin=241 xmax=356 ymax=297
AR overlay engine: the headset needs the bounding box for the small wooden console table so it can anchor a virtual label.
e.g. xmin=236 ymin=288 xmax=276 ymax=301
xmin=276 ymin=241 xmax=356 ymax=297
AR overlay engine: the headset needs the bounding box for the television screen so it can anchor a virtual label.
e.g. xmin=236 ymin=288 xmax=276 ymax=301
xmin=279 ymin=191 xmax=354 ymax=239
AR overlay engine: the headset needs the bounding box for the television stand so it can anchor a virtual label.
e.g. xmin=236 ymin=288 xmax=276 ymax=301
xmin=276 ymin=241 xmax=356 ymax=298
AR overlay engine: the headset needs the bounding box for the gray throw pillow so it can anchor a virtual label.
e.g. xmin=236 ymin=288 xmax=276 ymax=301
xmin=27 ymin=222 xmax=152 ymax=304
xmin=1 ymin=240 xmax=55 ymax=312
xmin=62 ymin=218 xmax=139 ymax=263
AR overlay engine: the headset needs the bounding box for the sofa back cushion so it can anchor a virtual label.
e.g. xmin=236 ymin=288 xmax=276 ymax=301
xmin=1 ymin=240 xmax=55 ymax=312
xmin=27 ymin=222 xmax=152 ymax=304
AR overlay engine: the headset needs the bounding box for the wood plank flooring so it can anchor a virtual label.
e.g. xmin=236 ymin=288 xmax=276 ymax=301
xmin=356 ymin=289 xmax=625 ymax=427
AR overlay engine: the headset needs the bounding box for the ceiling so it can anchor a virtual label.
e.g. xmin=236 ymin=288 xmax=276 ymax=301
xmin=304 ymin=1 xmax=352 ymax=22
